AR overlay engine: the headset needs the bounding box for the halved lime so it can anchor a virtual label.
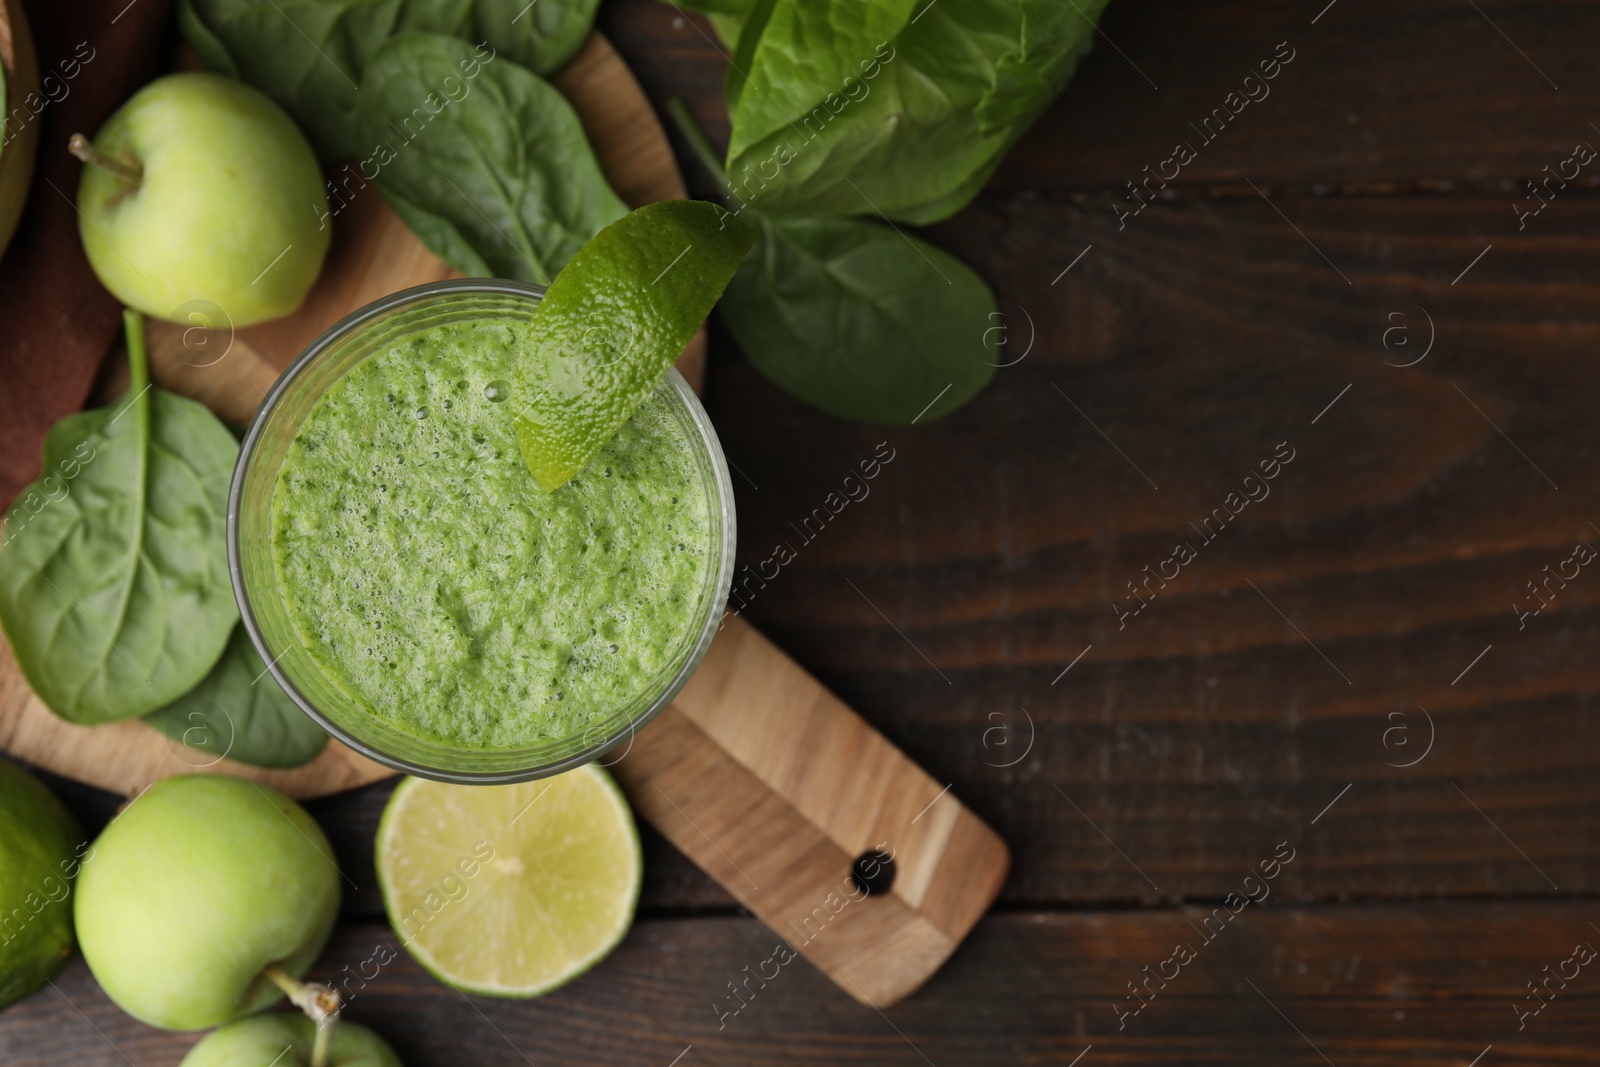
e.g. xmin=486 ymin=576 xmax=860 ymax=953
xmin=375 ymin=766 xmax=642 ymax=997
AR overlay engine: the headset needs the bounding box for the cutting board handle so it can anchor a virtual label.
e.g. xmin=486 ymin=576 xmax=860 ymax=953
xmin=612 ymin=616 xmax=1009 ymax=1008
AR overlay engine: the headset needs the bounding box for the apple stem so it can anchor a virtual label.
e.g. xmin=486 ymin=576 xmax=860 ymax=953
xmin=263 ymin=965 xmax=342 ymax=1067
xmin=67 ymin=133 xmax=143 ymax=185
xmin=312 ymin=1021 xmax=334 ymax=1067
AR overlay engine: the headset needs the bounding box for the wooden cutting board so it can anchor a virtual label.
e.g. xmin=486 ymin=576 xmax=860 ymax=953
xmin=0 ymin=35 xmax=1008 ymax=1007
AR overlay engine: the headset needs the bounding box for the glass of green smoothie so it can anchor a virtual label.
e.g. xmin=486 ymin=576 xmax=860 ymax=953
xmin=229 ymin=279 xmax=736 ymax=782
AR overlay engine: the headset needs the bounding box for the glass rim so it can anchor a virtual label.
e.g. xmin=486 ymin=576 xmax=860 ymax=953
xmin=227 ymin=277 xmax=737 ymax=784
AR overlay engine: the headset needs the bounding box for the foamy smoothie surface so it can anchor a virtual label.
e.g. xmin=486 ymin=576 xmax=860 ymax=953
xmin=269 ymin=317 xmax=712 ymax=749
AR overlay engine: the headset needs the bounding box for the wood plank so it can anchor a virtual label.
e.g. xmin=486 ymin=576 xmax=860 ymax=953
xmin=696 ymin=189 xmax=1600 ymax=906
xmin=607 ymin=0 xmax=1600 ymax=193
xmin=6 ymin=904 xmax=1599 ymax=1065
xmin=610 ymin=619 xmax=1008 ymax=1006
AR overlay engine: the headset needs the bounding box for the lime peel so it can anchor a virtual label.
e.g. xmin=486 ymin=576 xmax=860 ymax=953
xmin=514 ymin=199 xmax=753 ymax=491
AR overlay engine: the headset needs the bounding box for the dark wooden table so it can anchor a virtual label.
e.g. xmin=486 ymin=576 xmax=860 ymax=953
xmin=8 ymin=0 xmax=1600 ymax=1063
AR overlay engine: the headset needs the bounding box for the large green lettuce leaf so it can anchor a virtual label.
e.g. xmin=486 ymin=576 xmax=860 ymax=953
xmin=725 ymin=0 xmax=1108 ymax=223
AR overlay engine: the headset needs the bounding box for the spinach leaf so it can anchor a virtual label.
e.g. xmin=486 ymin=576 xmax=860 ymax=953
xmin=720 ymin=0 xmax=772 ymax=114
xmin=180 ymin=0 xmax=605 ymax=162
xmin=724 ymin=0 xmax=1108 ymax=224
xmin=727 ymin=0 xmax=915 ymax=146
xmin=144 ymin=625 xmax=329 ymax=769
xmin=708 ymin=11 xmax=745 ymax=48
xmin=473 ymin=0 xmax=600 ymax=76
xmin=721 ymin=211 xmax=997 ymax=423
xmin=0 ymin=313 xmax=239 ymax=724
xmin=396 ymin=0 xmax=476 ymax=35
xmin=659 ymin=0 xmax=752 ymax=14
xmin=672 ymin=102 xmax=997 ymax=424
xmin=176 ymin=0 xmax=242 ymax=78
xmin=179 ymin=0 xmax=384 ymax=161
xmin=382 ymin=187 xmax=496 ymax=276
xmin=357 ymin=32 xmax=626 ymax=283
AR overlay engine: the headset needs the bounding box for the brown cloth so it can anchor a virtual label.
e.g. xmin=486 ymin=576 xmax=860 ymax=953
xmin=0 ymin=0 xmax=174 ymax=510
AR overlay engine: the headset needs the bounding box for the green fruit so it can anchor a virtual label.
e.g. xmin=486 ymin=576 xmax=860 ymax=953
xmin=179 ymin=1014 xmax=403 ymax=1067
xmin=74 ymin=775 xmax=340 ymax=1031
xmin=74 ymin=72 xmax=329 ymax=327
xmin=512 ymin=199 xmax=751 ymax=491
xmin=0 ymin=759 xmax=84 ymax=1010
xmin=376 ymin=767 xmax=641 ymax=997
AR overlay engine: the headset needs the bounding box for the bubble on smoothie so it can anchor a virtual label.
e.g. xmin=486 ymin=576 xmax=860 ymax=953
xmin=485 ymin=380 xmax=510 ymax=402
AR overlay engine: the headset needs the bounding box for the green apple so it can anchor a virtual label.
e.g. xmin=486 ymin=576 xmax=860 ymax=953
xmin=74 ymin=775 xmax=341 ymax=1031
xmin=73 ymin=72 xmax=329 ymax=327
xmin=179 ymin=1014 xmax=403 ymax=1067
xmin=0 ymin=758 xmax=84 ymax=1010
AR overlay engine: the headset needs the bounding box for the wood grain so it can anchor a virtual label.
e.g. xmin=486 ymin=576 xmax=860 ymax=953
xmin=706 ymin=190 xmax=1600 ymax=906
xmin=7 ymin=905 xmax=1600 ymax=1066
xmin=612 ymin=617 xmax=1008 ymax=1005
xmin=589 ymin=0 xmax=1600 ymax=911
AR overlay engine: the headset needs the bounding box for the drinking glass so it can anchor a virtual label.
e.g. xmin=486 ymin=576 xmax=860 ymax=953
xmin=228 ymin=279 xmax=736 ymax=782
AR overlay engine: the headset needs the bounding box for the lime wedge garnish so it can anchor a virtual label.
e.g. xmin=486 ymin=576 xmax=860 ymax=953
xmin=375 ymin=766 xmax=642 ymax=997
xmin=514 ymin=199 xmax=752 ymax=491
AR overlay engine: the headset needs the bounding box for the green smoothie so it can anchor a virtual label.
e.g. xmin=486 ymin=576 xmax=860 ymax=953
xmin=269 ymin=317 xmax=712 ymax=750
